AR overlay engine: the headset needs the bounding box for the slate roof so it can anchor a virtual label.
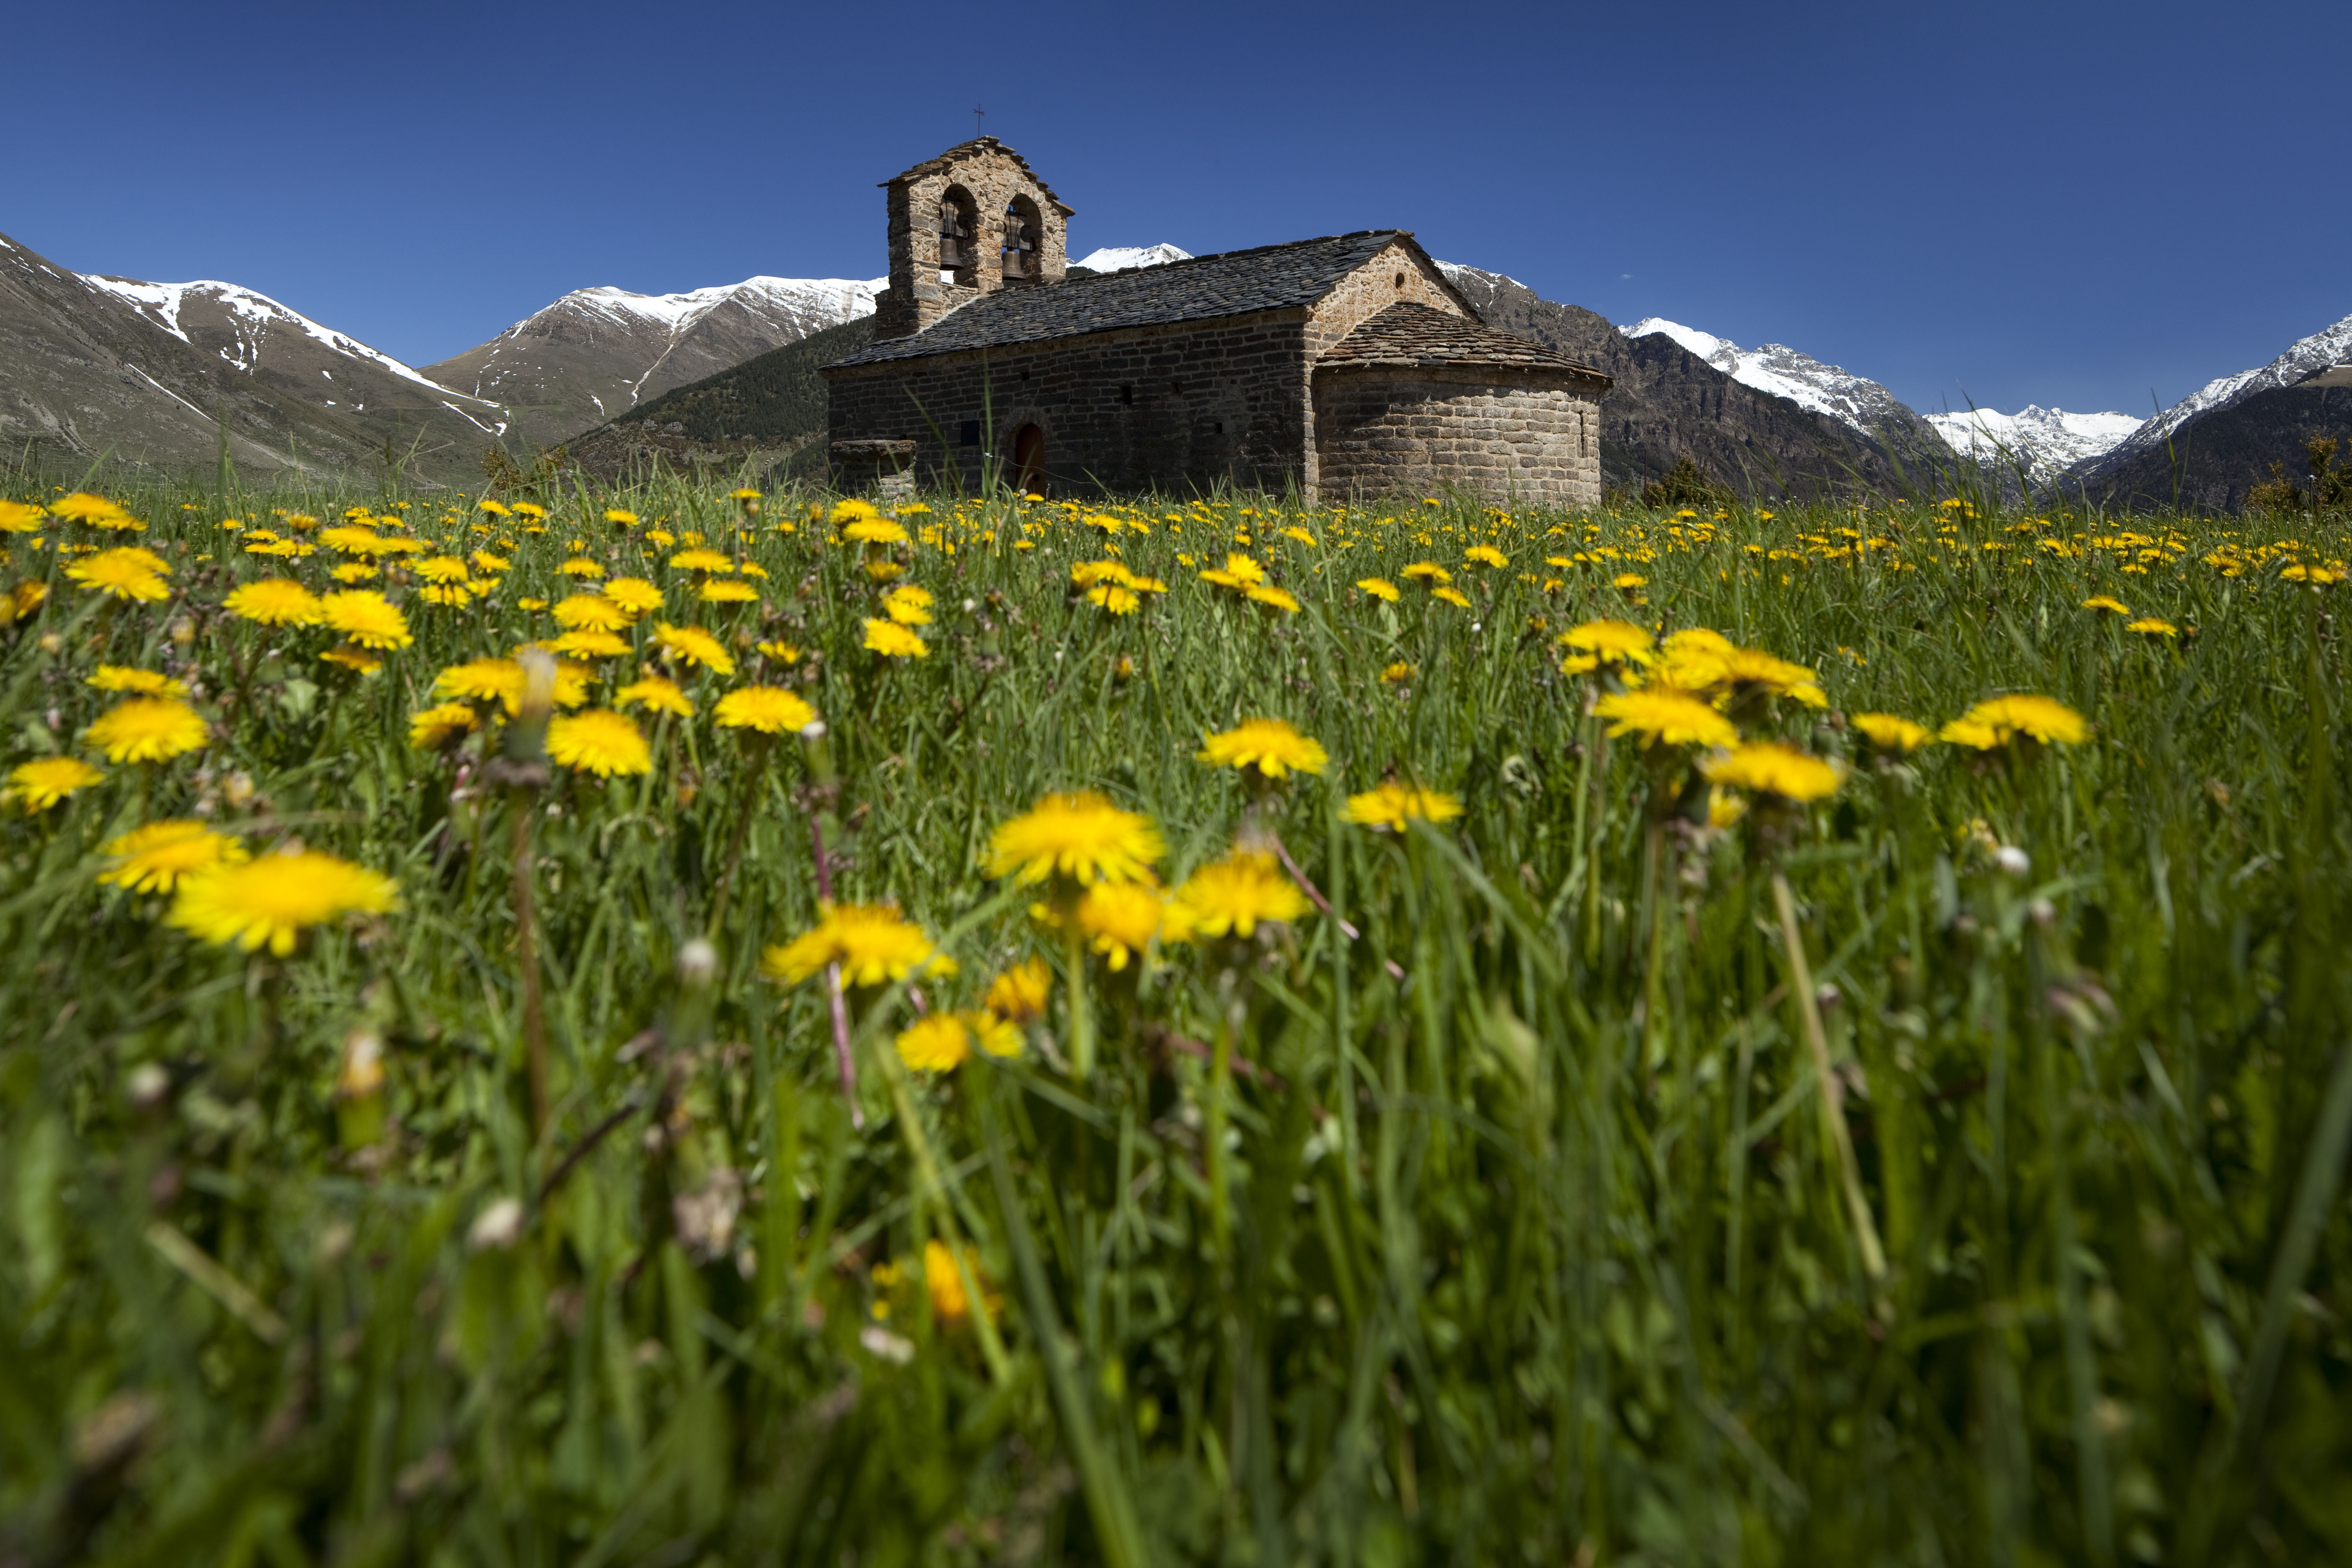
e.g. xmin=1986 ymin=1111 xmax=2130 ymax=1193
xmin=828 ymin=231 xmax=1424 ymax=368
xmin=1320 ymin=302 xmax=1611 ymax=382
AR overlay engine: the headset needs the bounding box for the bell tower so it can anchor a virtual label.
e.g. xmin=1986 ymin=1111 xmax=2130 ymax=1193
xmin=871 ymin=138 xmax=1073 ymax=340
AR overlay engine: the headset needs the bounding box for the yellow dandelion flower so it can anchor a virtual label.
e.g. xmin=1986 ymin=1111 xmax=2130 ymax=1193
xmin=5 ymin=756 xmax=103 ymax=812
xmin=408 ymin=702 xmax=479 ymax=749
xmin=1594 ymin=689 xmax=1737 ymax=749
xmin=884 ymin=584 xmax=934 ymax=624
xmin=1074 ymin=879 xmax=1164 ymax=969
xmin=320 ymin=591 xmax=412 ymax=650
xmin=763 ymin=901 xmax=943 ymax=988
xmin=85 ymin=697 xmax=208 ymax=763
xmin=415 ymin=554 xmax=469 ymax=584
xmin=168 ymin=848 xmax=398 ymax=956
xmin=64 ymin=549 xmax=168 ymax=602
xmin=863 ymin=618 xmax=928 ymax=658
xmin=98 ymin=820 xmax=246 ymax=894
xmin=1088 ymin=584 xmax=1140 ymax=614
xmin=1945 ymin=694 xmax=2088 ymax=746
xmin=843 ymin=517 xmax=910 ymax=545
xmin=605 ymin=508 xmax=640 ymax=526
xmin=1851 ymin=713 xmax=1932 ymax=753
xmin=1464 ymin=544 xmax=1507 ymax=567
xmin=895 ymin=1014 xmax=970 ymax=1074
xmin=614 ymin=675 xmax=693 ymax=717
xmin=545 ymin=709 xmax=652 ymax=776
xmin=968 ymin=1010 xmax=1023 ymax=1058
xmin=320 ymin=646 xmax=383 ymax=675
xmin=2081 ymin=596 xmax=2131 ymax=615
xmin=1400 ymin=561 xmax=1452 ymax=585
xmin=552 ymin=593 xmax=629 ymax=633
xmin=714 ymin=686 xmax=820 ymax=736
xmin=1429 ymin=585 xmax=1470 ymax=609
xmin=418 ymin=582 xmax=476 ymax=607
xmin=699 ymin=579 xmax=760 ymax=603
xmin=829 ymin=498 xmax=882 ymax=526
xmin=224 ymin=579 xmax=323 ymax=625
xmin=1344 ymin=781 xmax=1464 ymax=832
xmin=1703 ymin=741 xmax=1844 ymax=803
xmin=668 ymin=548 xmax=735 ymax=573
xmin=477 ymin=498 xmax=511 ymax=517
xmin=547 ymin=629 xmax=629 ymax=659
xmin=1197 ymin=718 xmax=1328 ymax=779
xmin=1247 ymin=584 xmax=1303 ymax=612
xmin=2126 ymin=618 xmax=2179 ymax=638
xmin=1357 ymin=577 xmax=1401 ymax=601
xmin=988 ymin=791 xmax=1164 ymax=887
xmin=652 ymin=622 xmax=736 ymax=676
xmin=472 ymin=550 xmax=511 ymax=573
xmin=984 ymin=957 xmax=1052 ymax=1023
xmin=89 ymin=665 xmax=186 ymax=697
xmin=1380 ymin=660 xmax=1413 ymax=683
xmin=1558 ymin=619 xmax=1653 ymax=666
xmin=1199 ymin=552 xmax=1266 ymax=588
xmin=1163 ymin=850 xmax=1308 ymax=941
xmin=49 ymin=492 xmax=138 ymax=529
xmin=0 ymin=500 xmax=46 ymax=533
xmin=604 ymin=577 xmax=663 ymax=615
xmin=330 ymin=564 xmax=377 ymax=585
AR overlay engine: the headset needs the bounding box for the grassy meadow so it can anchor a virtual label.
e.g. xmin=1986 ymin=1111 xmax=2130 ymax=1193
xmin=2 ymin=472 xmax=2350 ymax=1567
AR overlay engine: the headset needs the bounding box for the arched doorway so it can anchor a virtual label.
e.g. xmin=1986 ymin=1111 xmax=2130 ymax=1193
xmin=1010 ymin=424 xmax=1046 ymax=496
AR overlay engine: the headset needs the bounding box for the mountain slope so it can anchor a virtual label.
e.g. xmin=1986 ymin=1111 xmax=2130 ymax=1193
xmin=2063 ymin=384 xmax=2352 ymax=512
xmin=2 ymin=230 xmax=506 ymax=484
xmin=2092 ymin=310 xmax=2352 ymax=472
xmin=1071 ymin=244 xmax=1191 ymax=273
xmin=563 ymin=317 xmax=876 ymax=483
xmin=1620 ymin=317 xmax=1946 ymax=456
xmin=1439 ymin=266 xmax=1949 ymax=500
xmin=423 ymin=276 xmax=884 ymax=453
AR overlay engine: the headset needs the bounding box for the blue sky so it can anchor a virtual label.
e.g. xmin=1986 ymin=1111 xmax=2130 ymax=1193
xmin=13 ymin=0 xmax=2347 ymax=418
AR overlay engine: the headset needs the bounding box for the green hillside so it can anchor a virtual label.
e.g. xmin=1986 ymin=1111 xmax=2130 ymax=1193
xmin=622 ymin=316 xmax=874 ymax=443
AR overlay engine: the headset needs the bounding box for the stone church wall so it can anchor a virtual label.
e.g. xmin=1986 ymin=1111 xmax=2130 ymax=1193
xmin=828 ymin=310 xmax=1313 ymax=496
xmin=1311 ymin=367 xmax=1604 ymax=506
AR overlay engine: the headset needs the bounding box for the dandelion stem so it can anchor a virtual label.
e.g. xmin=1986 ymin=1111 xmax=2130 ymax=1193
xmin=513 ymin=795 xmax=549 ymax=1142
xmin=1773 ymin=869 xmax=1886 ymax=1283
xmin=1064 ymin=924 xmax=1095 ymax=1083
xmin=807 ymin=812 xmax=862 ymax=1129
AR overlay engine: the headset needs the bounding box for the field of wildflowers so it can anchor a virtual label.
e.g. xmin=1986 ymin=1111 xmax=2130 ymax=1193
xmin=3 ymin=474 xmax=2350 ymax=1566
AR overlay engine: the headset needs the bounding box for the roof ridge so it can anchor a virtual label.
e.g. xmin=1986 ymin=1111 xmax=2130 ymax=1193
xmin=880 ymin=137 xmax=1070 ymax=211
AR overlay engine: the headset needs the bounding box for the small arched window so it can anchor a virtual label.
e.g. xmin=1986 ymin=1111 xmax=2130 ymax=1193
xmin=1001 ymin=195 xmax=1042 ymax=281
xmin=937 ymin=187 xmax=978 ymax=284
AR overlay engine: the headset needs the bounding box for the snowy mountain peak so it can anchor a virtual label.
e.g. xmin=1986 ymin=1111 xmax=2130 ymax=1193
xmin=1073 ymin=244 xmax=1190 ymax=273
xmin=79 ymin=273 xmax=487 ymax=403
xmin=521 ymin=276 xmax=885 ymax=342
xmin=1620 ymin=317 xmax=1921 ymax=440
xmin=1925 ymin=406 xmax=2143 ymax=486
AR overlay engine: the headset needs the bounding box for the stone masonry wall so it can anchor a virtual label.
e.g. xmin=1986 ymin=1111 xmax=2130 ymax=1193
xmin=873 ymin=146 xmax=1070 ymax=340
xmin=1298 ymin=244 xmax=1475 ymax=493
xmin=1311 ymin=366 xmax=1605 ymax=506
xmin=826 ymin=309 xmax=1313 ymax=496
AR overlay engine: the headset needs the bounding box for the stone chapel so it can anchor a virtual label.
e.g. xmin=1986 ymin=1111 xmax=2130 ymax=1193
xmin=822 ymin=139 xmax=1610 ymax=504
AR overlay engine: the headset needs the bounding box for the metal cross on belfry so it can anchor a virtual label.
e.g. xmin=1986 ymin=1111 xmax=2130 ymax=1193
xmin=973 ymin=103 xmax=985 ymax=137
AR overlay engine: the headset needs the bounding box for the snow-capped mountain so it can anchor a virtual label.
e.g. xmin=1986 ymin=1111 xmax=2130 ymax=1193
xmin=2 ymin=228 xmax=509 ymax=483
xmin=2089 ymin=309 xmax=2352 ymax=470
xmin=1925 ymin=406 xmax=2143 ymax=487
xmin=423 ymin=275 xmax=885 ymax=450
xmin=1073 ymin=244 xmax=1191 ymax=273
xmin=1620 ymin=317 xmax=1926 ymax=441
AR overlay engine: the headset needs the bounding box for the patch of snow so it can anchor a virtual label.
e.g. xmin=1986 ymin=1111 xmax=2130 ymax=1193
xmin=1435 ymin=260 xmax=1525 ymax=291
xmin=1926 ymin=407 xmax=2142 ymax=487
xmin=1620 ymin=317 xmax=1922 ymax=438
xmin=528 ymin=276 xmax=888 ymax=338
xmin=441 ymin=400 xmax=504 ymax=438
xmin=1073 ymin=244 xmax=1191 ymax=273
xmin=2096 ymin=309 xmax=2352 ymax=468
xmin=84 ymin=276 xmax=191 ymax=342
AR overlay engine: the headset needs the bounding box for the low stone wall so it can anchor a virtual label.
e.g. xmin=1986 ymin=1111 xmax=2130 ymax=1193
xmin=1311 ymin=366 xmax=1604 ymax=506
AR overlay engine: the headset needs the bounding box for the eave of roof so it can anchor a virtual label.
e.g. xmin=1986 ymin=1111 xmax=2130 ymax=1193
xmin=1319 ymin=301 xmax=1612 ymax=384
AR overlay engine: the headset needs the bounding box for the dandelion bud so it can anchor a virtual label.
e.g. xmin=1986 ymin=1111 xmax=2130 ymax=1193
xmin=2029 ymin=897 xmax=2058 ymax=929
xmin=799 ymin=719 xmax=827 ymax=741
xmin=222 ymin=771 xmax=256 ymax=808
xmin=675 ymin=938 xmax=718 ymax=988
xmin=467 ymin=1196 xmax=525 ymax=1253
xmin=38 ymin=633 xmax=62 ymax=655
xmin=1994 ymin=845 xmax=2031 ymax=878
xmin=336 ymin=1032 xmax=386 ymax=1099
xmin=1814 ymin=982 xmax=1843 ymax=1013
xmin=169 ymin=616 xmax=194 ymax=646
xmin=126 ymin=1061 xmax=171 ymax=1110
